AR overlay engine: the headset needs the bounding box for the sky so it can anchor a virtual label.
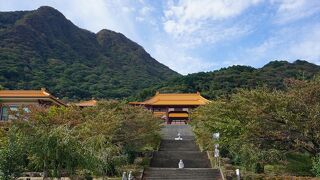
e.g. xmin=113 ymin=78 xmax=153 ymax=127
xmin=1 ymin=0 xmax=320 ymax=75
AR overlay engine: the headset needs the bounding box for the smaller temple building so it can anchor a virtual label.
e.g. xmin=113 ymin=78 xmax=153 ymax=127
xmin=0 ymin=88 xmax=66 ymax=121
xmin=129 ymin=92 xmax=209 ymax=124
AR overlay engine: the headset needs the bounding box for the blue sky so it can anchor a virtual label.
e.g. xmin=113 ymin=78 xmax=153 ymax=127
xmin=1 ymin=0 xmax=320 ymax=74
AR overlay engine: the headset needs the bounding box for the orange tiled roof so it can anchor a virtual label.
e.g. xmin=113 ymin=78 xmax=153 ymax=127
xmin=0 ymin=89 xmax=50 ymax=97
xmin=130 ymin=92 xmax=209 ymax=106
xmin=74 ymin=99 xmax=97 ymax=107
xmin=0 ymin=88 xmax=66 ymax=106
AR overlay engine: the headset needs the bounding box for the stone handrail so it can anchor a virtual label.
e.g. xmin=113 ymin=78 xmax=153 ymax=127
xmin=206 ymin=150 xmax=225 ymax=180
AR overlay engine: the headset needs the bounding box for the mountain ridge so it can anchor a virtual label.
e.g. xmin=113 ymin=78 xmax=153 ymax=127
xmin=135 ymin=60 xmax=320 ymax=100
xmin=0 ymin=6 xmax=179 ymax=100
xmin=1 ymin=7 xmax=319 ymax=101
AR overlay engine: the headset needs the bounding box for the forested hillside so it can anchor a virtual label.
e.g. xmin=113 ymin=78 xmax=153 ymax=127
xmin=136 ymin=60 xmax=320 ymax=100
xmin=0 ymin=6 xmax=179 ymax=100
xmin=1 ymin=7 xmax=319 ymax=101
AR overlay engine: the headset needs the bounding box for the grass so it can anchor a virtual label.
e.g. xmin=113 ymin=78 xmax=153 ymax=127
xmin=264 ymin=152 xmax=313 ymax=176
xmin=285 ymin=152 xmax=313 ymax=176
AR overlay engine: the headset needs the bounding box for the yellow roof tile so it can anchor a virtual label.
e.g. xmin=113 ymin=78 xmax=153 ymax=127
xmin=131 ymin=92 xmax=209 ymax=106
xmin=0 ymin=88 xmax=66 ymax=106
xmin=0 ymin=89 xmax=50 ymax=97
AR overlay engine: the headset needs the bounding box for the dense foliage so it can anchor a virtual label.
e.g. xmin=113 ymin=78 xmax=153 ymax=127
xmin=136 ymin=60 xmax=320 ymax=101
xmin=191 ymin=78 xmax=320 ymax=176
xmin=0 ymin=6 xmax=179 ymax=100
xmin=0 ymin=101 xmax=161 ymax=179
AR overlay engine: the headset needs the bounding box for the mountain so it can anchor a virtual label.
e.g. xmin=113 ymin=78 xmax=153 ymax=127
xmin=0 ymin=6 xmax=179 ymax=100
xmin=135 ymin=60 xmax=320 ymax=100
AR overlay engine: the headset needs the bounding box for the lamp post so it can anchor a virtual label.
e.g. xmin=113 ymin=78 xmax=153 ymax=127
xmin=122 ymin=172 xmax=127 ymax=180
xmin=128 ymin=171 xmax=133 ymax=180
xmin=212 ymin=132 xmax=220 ymax=168
xmin=212 ymin=132 xmax=220 ymax=140
xmin=236 ymin=169 xmax=240 ymax=180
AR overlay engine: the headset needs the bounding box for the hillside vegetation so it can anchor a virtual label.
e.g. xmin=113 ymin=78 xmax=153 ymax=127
xmin=0 ymin=6 xmax=179 ymax=100
xmin=136 ymin=60 xmax=320 ymax=100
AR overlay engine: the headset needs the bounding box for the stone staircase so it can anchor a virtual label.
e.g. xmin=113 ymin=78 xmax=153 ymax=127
xmin=143 ymin=125 xmax=223 ymax=180
xmin=143 ymin=168 xmax=221 ymax=180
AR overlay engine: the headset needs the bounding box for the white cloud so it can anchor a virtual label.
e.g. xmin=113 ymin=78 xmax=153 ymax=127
xmin=153 ymin=43 xmax=217 ymax=74
xmin=289 ymin=26 xmax=320 ymax=63
xmin=163 ymin=0 xmax=261 ymax=47
xmin=272 ymin=0 xmax=320 ymax=24
xmin=238 ymin=23 xmax=320 ymax=67
xmin=135 ymin=3 xmax=155 ymax=25
xmin=164 ymin=0 xmax=262 ymax=22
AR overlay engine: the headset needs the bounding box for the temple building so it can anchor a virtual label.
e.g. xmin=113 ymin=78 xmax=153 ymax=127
xmin=129 ymin=92 xmax=209 ymax=124
xmin=0 ymin=88 xmax=66 ymax=121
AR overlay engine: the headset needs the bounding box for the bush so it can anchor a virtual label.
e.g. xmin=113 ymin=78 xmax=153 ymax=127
xmin=312 ymin=155 xmax=320 ymax=177
xmin=0 ymin=101 xmax=161 ymax=179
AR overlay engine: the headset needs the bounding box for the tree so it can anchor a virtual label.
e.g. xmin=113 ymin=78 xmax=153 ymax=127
xmin=191 ymin=78 xmax=320 ymax=173
xmin=14 ymin=106 xmax=89 ymax=178
xmin=79 ymin=101 xmax=161 ymax=176
xmin=0 ymin=126 xmax=27 ymax=180
xmin=0 ymin=100 xmax=161 ymax=179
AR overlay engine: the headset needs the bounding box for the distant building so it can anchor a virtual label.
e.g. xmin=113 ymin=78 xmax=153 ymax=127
xmin=129 ymin=92 xmax=209 ymax=124
xmin=0 ymin=88 xmax=66 ymax=121
xmin=74 ymin=99 xmax=97 ymax=107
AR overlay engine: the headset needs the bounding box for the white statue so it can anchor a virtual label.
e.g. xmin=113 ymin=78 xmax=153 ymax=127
xmin=178 ymin=159 xmax=184 ymax=169
xmin=175 ymin=132 xmax=183 ymax=140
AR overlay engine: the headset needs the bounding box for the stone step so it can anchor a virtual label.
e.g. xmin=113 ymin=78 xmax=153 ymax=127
xmin=161 ymin=125 xmax=195 ymax=140
xmin=159 ymin=140 xmax=200 ymax=151
xmin=162 ymin=135 xmax=195 ymax=140
xmin=150 ymin=151 xmax=211 ymax=168
xmin=143 ymin=168 xmax=222 ymax=180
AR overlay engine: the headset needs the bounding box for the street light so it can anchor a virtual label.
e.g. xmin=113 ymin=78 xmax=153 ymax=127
xmin=122 ymin=172 xmax=127 ymax=180
xmin=236 ymin=169 xmax=240 ymax=180
xmin=212 ymin=132 xmax=220 ymax=167
xmin=128 ymin=171 xmax=133 ymax=180
xmin=212 ymin=132 xmax=220 ymax=140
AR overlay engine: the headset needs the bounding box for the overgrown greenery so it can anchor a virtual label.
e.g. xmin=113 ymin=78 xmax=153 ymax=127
xmin=136 ymin=60 xmax=320 ymax=101
xmin=0 ymin=101 xmax=161 ymax=179
xmin=0 ymin=6 xmax=179 ymax=100
xmin=191 ymin=78 xmax=320 ymax=176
